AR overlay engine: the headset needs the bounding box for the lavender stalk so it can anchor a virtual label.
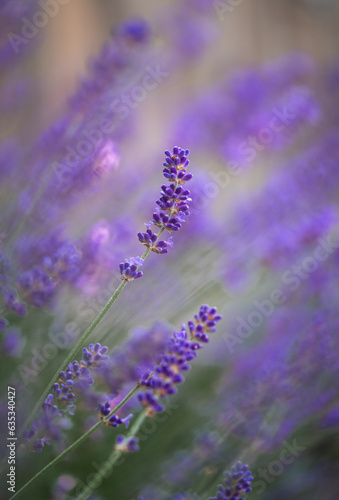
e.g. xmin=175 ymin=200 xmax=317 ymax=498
xmin=76 ymin=410 xmax=148 ymax=500
xmin=11 ymin=382 xmax=142 ymax=499
xmin=209 ymin=461 xmax=254 ymax=500
xmin=14 ymin=302 xmax=221 ymax=499
xmin=21 ymin=147 xmax=192 ymax=434
xmin=75 ymin=304 xmax=222 ymax=500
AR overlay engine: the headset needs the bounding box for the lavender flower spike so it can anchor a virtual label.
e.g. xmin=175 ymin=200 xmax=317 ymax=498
xmin=137 ymin=147 xmax=193 ymax=257
xmin=210 ymin=461 xmax=254 ymax=500
xmin=120 ymin=147 xmax=192 ymax=279
xmin=139 ymin=305 xmax=222 ymax=416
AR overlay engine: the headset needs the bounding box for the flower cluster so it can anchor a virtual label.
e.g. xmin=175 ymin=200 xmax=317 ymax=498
xmin=23 ymin=395 xmax=67 ymax=453
xmin=174 ymin=53 xmax=318 ymax=166
xmin=188 ymin=305 xmax=222 ymax=343
xmin=2 ymin=287 xmax=26 ymax=316
xmin=18 ymin=266 xmax=56 ymax=308
xmin=137 ymin=229 xmax=173 ymax=254
xmin=210 ymin=461 xmax=253 ymax=500
xmin=153 ymin=147 xmax=192 ymax=233
xmin=25 ymin=343 xmax=111 ymax=452
xmin=98 ymin=401 xmax=133 ymax=428
xmin=138 ymin=305 xmax=221 ymax=416
xmin=53 ymin=343 xmax=111 ymax=406
xmin=80 ymin=343 xmax=109 ymax=368
xmin=120 ymin=147 xmax=192 ymax=280
xmin=52 ymin=361 xmax=92 ymax=412
xmin=119 ymin=257 xmax=144 ymax=281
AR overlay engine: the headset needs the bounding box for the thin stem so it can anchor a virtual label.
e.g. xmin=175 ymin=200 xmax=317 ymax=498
xmin=101 ymin=370 xmax=154 ymax=423
xmin=76 ymin=450 xmax=123 ymax=500
xmin=22 ymin=228 xmax=165 ymax=435
xmin=12 ymin=421 xmax=101 ymax=500
xmin=11 ymin=383 xmax=142 ymax=499
xmin=21 ymin=279 xmax=127 ymax=434
xmin=76 ymin=410 xmax=148 ymax=500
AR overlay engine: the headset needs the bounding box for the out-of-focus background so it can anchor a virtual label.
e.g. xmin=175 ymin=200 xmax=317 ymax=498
xmin=1 ymin=1 xmax=339 ymax=499
xmin=8 ymin=0 xmax=339 ymax=128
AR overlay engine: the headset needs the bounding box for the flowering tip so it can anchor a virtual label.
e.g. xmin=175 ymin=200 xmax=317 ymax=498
xmin=210 ymin=461 xmax=253 ymax=500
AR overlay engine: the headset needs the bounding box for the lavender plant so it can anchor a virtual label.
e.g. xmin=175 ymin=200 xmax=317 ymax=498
xmin=2 ymin=1 xmax=339 ymax=499
xmin=18 ymin=145 xmax=192 ymax=435
xmin=11 ymin=303 xmax=222 ymax=499
xmin=209 ymin=462 xmax=253 ymax=500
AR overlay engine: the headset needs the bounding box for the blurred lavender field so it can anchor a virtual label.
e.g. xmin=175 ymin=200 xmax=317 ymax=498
xmin=1 ymin=1 xmax=339 ymax=499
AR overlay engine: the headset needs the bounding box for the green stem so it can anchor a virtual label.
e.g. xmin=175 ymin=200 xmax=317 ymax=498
xmin=76 ymin=410 xmax=148 ymax=500
xmin=127 ymin=408 xmax=147 ymax=436
xmin=21 ymin=279 xmax=127 ymax=434
xmin=11 ymin=383 xmax=142 ymax=499
xmin=21 ymin=228 xmax=165 ymax=435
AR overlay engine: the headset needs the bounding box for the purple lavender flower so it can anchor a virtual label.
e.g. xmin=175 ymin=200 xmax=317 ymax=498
xmin=106 ymin=413 xmax=133 ymax=428
xmin=119 ymin=257 xmax=144 ymax=281
xmin=120 ymin=147 xmax=193 ymax=274
xmin=137 ymin=229 xmax=173 ymax=254
xmin=210 ymin=461 xmax=253 ymax=500
xmin=138 ymin=391 xmax=164 ymax=416
xmin=52 ymin=381 xmax=77 ymax=410
xmin=23 ymin=395 xmax=67 ymax=453
xmin=115 ymin=435 xmax=140 ymax=453
xmin=172 ymin=53 xmax=319 ymax=165
xmin=81 ymin=343 xmax=109 ymax=369
xmin=98 ymin=401 xmax=111 ymax=418
xmin=18 ymin=266 xmax=56 ymax=307
xmin=152 ymin=211 xmax=183 ymax=232
xmin=188 ymin=305 xmax=222 ymax=343
xmin=146 ymin=147 xmax=193 ymax=237
xmin=26 ymin=341 xmax=115 ymax=451
xmin=98 ymin=401 xmax=133 ymax=428
xmin=139 ymin=305 xmax=221 ymax=416
xmin=52 ymin=344 xmax=109 ymax=415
